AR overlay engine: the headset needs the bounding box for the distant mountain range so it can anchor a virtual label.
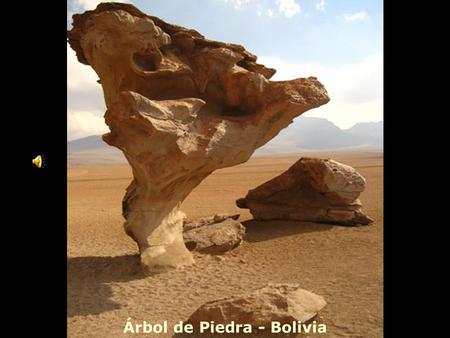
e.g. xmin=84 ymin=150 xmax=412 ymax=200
xmin=68 ymin=117 xmax=383 ymax=164
xmin=257 ymin=117 xmax=383 ymax=154
xmin=68 ymin=135 xmax=125 ymax=165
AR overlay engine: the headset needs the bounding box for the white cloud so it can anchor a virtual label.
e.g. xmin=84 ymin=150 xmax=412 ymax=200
xmin=344 ymin=11 xmax=368 ymax=23
xmin=68 ymin=111 xmax=109 ymax=141
xmin=67 ymin=42 xmax=107 ymax=140
xmin=315 ymin=0 xmax=325 ymax=12
xmin=73 ymin=0 xmax=99 ymax=10
xmin=224 ymin=0 xmax=300 ymax=17
xmin=67 ymin=43 xmax=99 ymax=90
xmin=224 ymin=0 xmax=252 ymax=10
xmin=73 ymin=0 xmax=133 ymax=11
xmin=258 ymin=53 xmax=383 ymax=129
xmin=275 ymin=0 xmax=300 ymax=17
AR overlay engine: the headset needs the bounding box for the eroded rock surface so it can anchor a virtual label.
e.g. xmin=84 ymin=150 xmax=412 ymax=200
xmin=237 ymin=158 xmax=373 ymax=225
xmin=183 ymin=214 xmax=245 ymax=254
xmin=183 ymin=213 xmax=240 ymax=231
xmin=185 ymin=283 xmax=326 ymax=332
xmin=68 ymin=3 xmax=329 ymax=273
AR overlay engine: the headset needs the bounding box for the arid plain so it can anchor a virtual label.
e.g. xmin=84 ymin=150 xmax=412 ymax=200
xmin=68 ymin=150 xmax=383 ymax=338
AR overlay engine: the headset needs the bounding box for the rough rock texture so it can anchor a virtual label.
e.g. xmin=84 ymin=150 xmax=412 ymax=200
xmin=67 ymin=3 xmax=329 ymax=273
xmin=237 ymin=158 xmax=373 ymax=225
xmin=183 ymin=213 xmax=240 ymax=231
xmin=183 ymin=214 xmax=244 ymax=254
xmin=186 ymin=283 xmax=326 ymax=331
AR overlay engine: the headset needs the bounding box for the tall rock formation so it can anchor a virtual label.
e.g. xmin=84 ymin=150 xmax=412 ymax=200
xmin=68 ymin=3 xmax=329 ymax=273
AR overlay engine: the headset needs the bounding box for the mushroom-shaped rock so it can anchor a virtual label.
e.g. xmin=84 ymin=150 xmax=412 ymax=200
xmin=67 ymin=3 xmax=329 ymax=273
xmin=236 ymin=158 xmax=373 ymax=225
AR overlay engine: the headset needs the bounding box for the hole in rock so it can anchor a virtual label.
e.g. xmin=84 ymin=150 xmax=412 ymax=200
xmin=237 ymin=59 xmax=250 ymax=69
xmin=132 ymin=52 xmax=159 ymax=71
xmin=220 ymin=105 xmax=253 ymax=117
xmin=184 ymin=241 xmax=197 ymax=251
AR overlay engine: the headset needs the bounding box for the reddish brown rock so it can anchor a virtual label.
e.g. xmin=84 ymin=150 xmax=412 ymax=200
xmin=67 ymin=3 xmax=329 ymax=273
xmin=237 ymin=158 xmax=373 ymax=225
xmin=185 ymin=283 xmax=326 ymax=332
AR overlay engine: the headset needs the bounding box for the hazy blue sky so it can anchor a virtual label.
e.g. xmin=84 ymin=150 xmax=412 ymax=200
xmin=67 ymin=0 xmax=383 ymax=140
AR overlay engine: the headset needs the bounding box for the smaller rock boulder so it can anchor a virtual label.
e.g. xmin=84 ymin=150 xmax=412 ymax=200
xmin=185 ymin=283 xmax=326 ymax=331
xmin=183 ymin=214 xmax=245 ymax=254
xmin=236 ymin=157 xmax=373 ymax=225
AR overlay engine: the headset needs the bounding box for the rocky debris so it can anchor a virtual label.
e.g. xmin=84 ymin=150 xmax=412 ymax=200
xmin=185 ymin=283 xmax=326 ymax=331
xmin=183 ymin=214 xmax=245 ymax=254
xmin=68 ymin=3 xmax=329 ymax=273
xmin=237 ymin=158 xmax=373 ymax=225
xmin=184 ymin=214 xmax=240 ymax=231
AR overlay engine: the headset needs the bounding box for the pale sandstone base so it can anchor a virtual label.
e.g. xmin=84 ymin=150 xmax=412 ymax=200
xmin=126 ymin=208 xmax=194 ymax=274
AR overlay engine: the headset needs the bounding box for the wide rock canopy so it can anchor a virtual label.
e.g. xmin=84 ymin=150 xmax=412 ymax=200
xmin=237 ymin=158 xmax=373 ymax=225
xmin=67 ymin=3 xmax=329 ymax=273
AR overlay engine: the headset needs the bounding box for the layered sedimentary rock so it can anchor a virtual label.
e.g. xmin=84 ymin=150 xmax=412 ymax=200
xmin=237 ymin=158 xmax=373 ymax=225
xmin=183 ymin=214 xmax=245 ymax=254
xmin=67 ymin=3 xmax=329 ymax=273
xmin=185 ymin=283 xmax=326 ymax=332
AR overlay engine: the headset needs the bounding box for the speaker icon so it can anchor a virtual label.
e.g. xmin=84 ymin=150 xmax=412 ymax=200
xmin=32 ymin=155 xmax=46 ymax=168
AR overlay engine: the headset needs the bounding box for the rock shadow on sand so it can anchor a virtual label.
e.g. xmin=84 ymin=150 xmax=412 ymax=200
xmin=68 ymin=254 xmax=144 ymax=317
xmin=242 ymin=220 xmax=333 ymax=243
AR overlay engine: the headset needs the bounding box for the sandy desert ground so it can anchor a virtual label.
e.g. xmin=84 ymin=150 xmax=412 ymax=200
xmin=68 ymin=151 xmax=383 ymax=338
